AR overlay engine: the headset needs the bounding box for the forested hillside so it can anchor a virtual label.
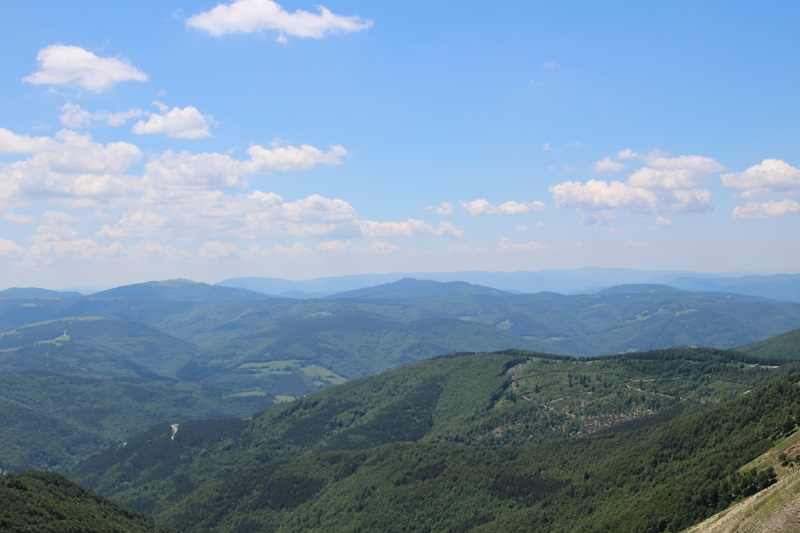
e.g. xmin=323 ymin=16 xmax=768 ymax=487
xmin=0 ymin=470 xmax=174 ymax=532
xmin=71 ymin=347 xmax=800 ymax=531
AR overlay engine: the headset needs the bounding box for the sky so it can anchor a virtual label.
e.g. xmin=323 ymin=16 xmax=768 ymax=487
xmin=1 ymin=1 xmax=799 ymax=289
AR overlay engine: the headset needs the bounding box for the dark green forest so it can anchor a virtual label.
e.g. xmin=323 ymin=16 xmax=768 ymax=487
xmin=71 ymin=347 xmax=800 ymax=532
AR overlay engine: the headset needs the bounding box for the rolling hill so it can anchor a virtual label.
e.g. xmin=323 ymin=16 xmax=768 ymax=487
xmin=0 ymin=316 xmax=198 ymax=380
xmin=2 ymin=278 xmax=800 ymax=402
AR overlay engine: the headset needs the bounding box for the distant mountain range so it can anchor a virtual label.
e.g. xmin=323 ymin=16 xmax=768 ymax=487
xmin=217 ymin=268 xmax=800 ymax=302
xmin=1 ymin=276 xmax=800 ymax=403
xmin=0 ymin=287 xmax=83 ymax=299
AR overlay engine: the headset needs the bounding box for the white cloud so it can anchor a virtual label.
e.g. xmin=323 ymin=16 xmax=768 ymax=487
xmin=592 ymin=157 xmax=625 ymax=173
xmin=0 ymin=128 xmax=56 ymax=154
xmin=498 ymin=237 xmax=545 ymax=251
xmin=542 ymin=142 xmax=552 ymax=152
xmin=247 ymin=142 xmax=347 ymax=172
xmin=96 ymin=211 xmax=166 ymax=239
xmin=143 ymin=142 xmax=347 ymax=189
xmin=367 ymin=241 xmax=398 ymax=254
xmin=132 ymin=103 xmax=213 ymax=139
xmin=22 ymin=238 xmax=101 ymax=265
xmin=273 ymin=242 xmax=311 ymax=257
xmin=460 ymin=199 xmax=546 ymax=215
xmin=655 ymin=216 xmax=672 ymax=228
xmin=315 ymin=239 xmax=398 ymax=255
xmin=24 ymin=44 xmax=148 ymax=93
xmin=198 ymin=240 xmax=240 ymax=258
xmin=186 ymin=0 xmax=373 ymax=40
xmin=359 ymin=219 xmax=462 ymax=238
xmin=543 ymin=61 xmax=559 ymax=70
xmin=60 ymin=103 xmax=144 ymax=128
xmin=0 ymin=238 xmax=24 ymax=257
xmin=2 ymin=213 xmax=33 ymax=225
xmin=628 ymin=154 xmax=723 ymax=189
xmin=721 ymin=159 xmax=800 ymax=199
xmin=315 ymin=239 xmax=352 ymax=254
xmin=616 ymin=149 xmax=639 ymax=160
xmin=0 ymin=129 xmax=143 ymax=204
xmin=551 ymin=150 xmax=721 ymax=223
xmin=59 ymin=103 xmax=94 ymax=128
xmin=499 ymin=238 xmax=582 ymax=252
xmin=550 ymin=180 xmax=657 ymax=211
xmin=282 ymin=194 xmax=356 ymax=222
xmin=433 ymin=201 xmax=454 ymax=216
xmin=732 ymin=199 xmax=800 ymax=219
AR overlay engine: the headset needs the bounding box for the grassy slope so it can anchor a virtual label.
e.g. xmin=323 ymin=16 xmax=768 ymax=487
xmin=685 ymin=429 xmax=800 ymax=533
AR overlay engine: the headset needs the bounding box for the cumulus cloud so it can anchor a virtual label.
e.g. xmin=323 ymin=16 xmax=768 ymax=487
xmin=186 ymin=0 xmax=373 ymax=41
xmin=592 ymin=157 xmax=625 ymax=173
xmin=628 ymin=154 xmax=723 ymax=189
xmin=0 ymin=238 xmax=24 ymax=257
xmin=198 ymin=240 xmax=240 ymax=258
xmin=273 ymin=242 xmax=311 ymax=256
xmin=0 ymin=129 xmax=143 ymax=204
xmin=315 ymin=239 xmax=398 ymax=255
xmin=2 ymin=213 xmax=33 ymax=225
xmin=550 ymin=180 xmax=657 ymax=210
xmin=720 ymin=159 xmax=800 ymax=218
xmin=96 ymin=211 xmax=166 ymax=239
xmin=24 ymin=44 xmax=148 ymax=93
xmin=360 ymin=219 xmax=462 ymax=238
xmin=550 ymin=150 xmax=721 ymax=223
xmin=60 ymin=103 xmax=144 ymax=128
xmin=99 ymin=189 xmax=459 ymax=245
xmin=132 ymin=102 xmax=213 ymax=139
xmin=460 ymin=199 xmax=546 ymax=215
xmin=432 ymin=201 xmax=454 ymax=216
xmin=143 ymin=142 xmax=347 ymax=189
xmin=721 ymin=159 xmax=800 ymax=199
xmin=732 ymin=199 xmax=800 ymax=219
xmin=0 ymin=128 xmax=56 ymax=154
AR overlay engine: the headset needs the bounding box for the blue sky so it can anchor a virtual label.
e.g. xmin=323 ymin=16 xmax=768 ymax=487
xmin=1 ymin=1 xmax=799 ymax=288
